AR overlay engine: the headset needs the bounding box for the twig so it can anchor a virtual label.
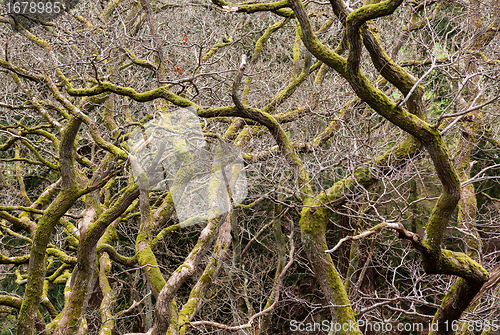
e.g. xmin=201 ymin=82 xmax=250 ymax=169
xmin=188 ymin=229 xmax=295 ymax=331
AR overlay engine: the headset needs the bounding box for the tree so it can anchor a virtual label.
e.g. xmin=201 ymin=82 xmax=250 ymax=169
xmin=0 ymin=0 xmax=500 ymax=334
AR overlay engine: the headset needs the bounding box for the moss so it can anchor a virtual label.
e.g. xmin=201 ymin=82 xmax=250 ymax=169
xmin=98 ymin=253 xmax=115 ymax=335
xmin=102 ymin=224 xmax=118 ymax=243
xmin=23 ymin=30 xmax=51 ymax=49
xmin=0 ymin=295 xmax=22 ymax=308
xmin=201 ymin=38 xmax=233 ymax=62
xmin=375 ymin=135 xmax=420 ymax=165
xmin=263 ymin=67 xmax=308 ymax=114
xmin=346 ymin=0 xmax=404 ymax=32
xmin=424 ymin=189 xmax=460 ymax=253
xmin=177 ymin=255 xmax=220 ymax=334
xmin=438 ymin=249 xmax=489 ymax=283
xmin=430 ymin=282 xmax=456 ymax=326
xmin=178 ymin=296 xmax=199 ymax=334
xmin=17 ymin=185 xmax=80 ymax=333
xmin=53 ymin=270 xmax=72 ymax=284
xmin=291 ymin=27 xmax=301 ymax=78
xmin=214 ymin=0 xmax=292 ymax=16
xmin=47 ymin=248 xmax=77 ymax=265
xmin=224 ymin=123 xmax=240 ymax=140
xmin=135 ymin=246 xmax=166 ymax=294
xmin=299 ymin=195 xmax=362 ymax=334
xmin=166 ymin=299 xmax=179 ymax=335
xmin=0 ymin=253 xmax=30 ymax=265
xmin=60 ymin=71 xmax=197 ymax=108
xmin=234 ymin=126 xmax=250 ymax=146
xmin=353 ymin=166 xmax=372 ymax=184
xmin=324 ymin=265 xmax=360 ymax=331
xmin=298 ymin=197 xmax=330 ymax=235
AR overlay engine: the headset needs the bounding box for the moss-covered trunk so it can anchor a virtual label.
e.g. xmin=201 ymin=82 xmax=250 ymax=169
xmin=17 ymin=116 xmax=82 ymax=335
xmin=299 ymin=201 xmax=362 ymax=334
